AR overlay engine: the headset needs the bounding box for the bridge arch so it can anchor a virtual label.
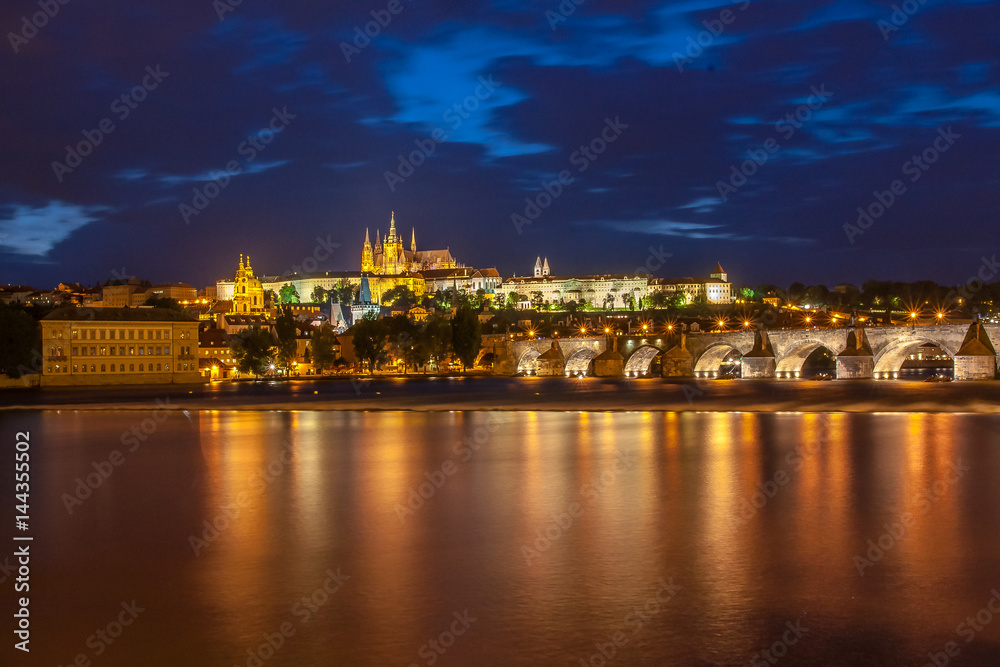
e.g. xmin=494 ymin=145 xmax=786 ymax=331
xmin=873 ymin=336 xmax=955 ymax=379
xmin=775 ymin=340 xmax=837 ymax=378
xmin=625 ymin=345 xmax=661 ymax=377
xmin=565 ymin=348 xmax=598 ymax=376
xmin=693 ymin=343 xmax=743 ymax=376
xmin=516 ymin=348 xmax=541 ymax=375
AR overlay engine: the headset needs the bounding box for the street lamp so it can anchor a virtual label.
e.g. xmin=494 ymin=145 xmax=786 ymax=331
xmin=909 ymin=311 xmax=918 ymax=330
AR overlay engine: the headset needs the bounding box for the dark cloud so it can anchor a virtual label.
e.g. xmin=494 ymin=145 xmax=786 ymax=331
xmin=1 ymin=0 xmax=998 ymax=290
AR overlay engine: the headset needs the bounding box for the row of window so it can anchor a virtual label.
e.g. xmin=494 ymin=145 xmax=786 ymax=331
xmin=70 ymin=328 xmax=172 ymax=341
xmin=71 ymin=346 xmax=171 ymax=356
xmin=72 ymin=362 xmax=194 ymax=373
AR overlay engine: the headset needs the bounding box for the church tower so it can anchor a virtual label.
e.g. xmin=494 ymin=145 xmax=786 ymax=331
xmin=542 ymin=257 xmax=550 ymax=277
xmin=361 ymin=228 xmax=374 ymax=273
xmin=534 ymin=257 xmax=543 ymax=277
xmin=411 ymin=227 xmax=417 ymax=253
xmin=232 ymin=254 xmax=264 ymax=314
xmin=383 ymin=212 xmax=404 ymax=275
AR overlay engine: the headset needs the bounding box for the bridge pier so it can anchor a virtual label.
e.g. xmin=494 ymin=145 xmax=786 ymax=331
xmin=836 ymin=329 xmax=874 ymax=379
xmin=954 ymin=322 xmax=997 ymax=380
xmin=741 ymin=331 xmax=776 ymax=378
xmin=660 ymin=336 xmax=693 ymax=378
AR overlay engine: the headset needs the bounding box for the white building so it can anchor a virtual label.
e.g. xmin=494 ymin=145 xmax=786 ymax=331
xmin=495 ymin=259 xmax=648 ymax=310
xmin=422 ymin=267 xmax=502 ymax=298
xmin=649 ymin=263 xmax=732 ymax=305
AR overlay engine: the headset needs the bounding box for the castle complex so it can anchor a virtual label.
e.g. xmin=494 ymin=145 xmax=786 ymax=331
xmin=362 ymin=212 xmax=459 ymax=275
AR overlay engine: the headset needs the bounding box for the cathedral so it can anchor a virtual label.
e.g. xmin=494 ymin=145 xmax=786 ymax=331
xmin=362 ymin=212 xmax=459 ymax=275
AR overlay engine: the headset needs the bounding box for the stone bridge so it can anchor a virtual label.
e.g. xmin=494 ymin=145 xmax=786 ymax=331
xmin=491 ymin=323 xmax=999 ymax=380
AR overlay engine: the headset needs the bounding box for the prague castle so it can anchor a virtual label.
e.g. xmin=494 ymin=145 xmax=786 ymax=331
xmin=362 ymin=212 xmax=459 ymax=275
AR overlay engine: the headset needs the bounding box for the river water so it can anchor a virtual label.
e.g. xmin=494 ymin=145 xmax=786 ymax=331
xmin=3 ymin=409 xmax=1000 ymax=666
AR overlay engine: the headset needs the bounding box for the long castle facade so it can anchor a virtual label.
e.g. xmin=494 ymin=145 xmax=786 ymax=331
xmin=362 ymin=212 xmax=459 ymax=275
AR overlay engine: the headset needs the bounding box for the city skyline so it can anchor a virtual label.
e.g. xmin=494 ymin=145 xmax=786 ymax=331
xmin=2 ymin=1 xmax=998 ymax=291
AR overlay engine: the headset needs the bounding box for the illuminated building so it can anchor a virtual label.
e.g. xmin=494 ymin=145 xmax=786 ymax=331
xmin=495 ymin=258 xmax=648 ymax=310
xmin=39 ymin=307 xmax=201 ymax=386
xmin=649 ymin=263 xmax=733 ymax=305
xmin=362 ymin=212 xmax=458 ymax=275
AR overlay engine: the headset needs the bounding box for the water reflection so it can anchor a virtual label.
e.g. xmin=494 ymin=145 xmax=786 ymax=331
xmin=6 ymin=409 xmax=1000 ymax=666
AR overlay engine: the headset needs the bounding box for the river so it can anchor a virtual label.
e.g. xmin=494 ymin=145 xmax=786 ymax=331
xmin=2 ymin=409 xmax=1000 ymax=665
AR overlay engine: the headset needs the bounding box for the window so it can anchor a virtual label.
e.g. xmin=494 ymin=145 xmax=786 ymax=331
xmin=147 ymin=347 xmax=153 ymax=355
xmin=90 ymin=347 xmax=96 ymax=356
xmin=129 ymin=364 xmax=134 ymax=372
xmin=72 ymin=347 xmax=78 ymax=355
xmin=164 ymin=346 xmax=170 ymax=354
xmin=129 ymin=330 xmax=134 ymax=339
xmin=72 ymin=330 xmax=78 ymax=339
xmin=119 ymin=364 xmax=124 ymax=372
xmin=119 ymin=346 xmax=125 ymax=355
xmin=90 ymin=364 xmax=95 ymax=372
xmin=139 ymin=364 xmax=144 ymax=372
xmin=156 ymin=364 xmax=161 ymax=371
xmin=129 ymin=347 xmax=135 ymax=355
xmin=100 ymin=346 xmax=106 ymax=355
xmin=138 ymin=330 xmax=144 ymax=340
xmin=100 ymin=364 xmax=106 ymax=372
xmin=138 ymin=347 xmax=144 ymax=356
xmin=165 ymin=364 xmax=170 ymax=371
xmin=72 ymin=365 xmax=77 ymax=372
xmin=119 ymin=329 xmax=125 ymax=340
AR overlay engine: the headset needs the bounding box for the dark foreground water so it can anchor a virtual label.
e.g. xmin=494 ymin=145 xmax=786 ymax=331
xmin=2 ymin=409 xmax=1000 ymax=666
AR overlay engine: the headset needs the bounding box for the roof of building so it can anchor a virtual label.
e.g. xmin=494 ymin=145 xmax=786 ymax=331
xmin=42 ymin=307 xmax=196 ymax=322
xmin=504 ymin=274 xmax=647 ymax=284
xmin=653 ymin=277 xmax=729 ymax=285
xmin=199 ymin=328 xmax=229 ymax=347
xmin=712 ymin=262 xmax=726 ymax=274
xmin=223 ymin=314 xmax=271 ymax=325
xmin=152 ymin=282 xmax=196 ymax=289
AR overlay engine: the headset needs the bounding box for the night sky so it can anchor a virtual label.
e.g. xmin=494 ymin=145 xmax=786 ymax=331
xmin=1 ymin=0 xmax=998 ymax=291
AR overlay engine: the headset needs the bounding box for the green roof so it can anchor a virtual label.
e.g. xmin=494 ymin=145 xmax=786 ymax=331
xmin=42 ymin=307 xmax=196 ymax=323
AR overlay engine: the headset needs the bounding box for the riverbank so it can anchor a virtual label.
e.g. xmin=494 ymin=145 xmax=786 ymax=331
xmin=2 ymin=376 xmax=1000 ymax=413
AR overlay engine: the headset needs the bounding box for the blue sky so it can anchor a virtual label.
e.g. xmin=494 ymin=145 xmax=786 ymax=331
xmin=1 ymin=0 xmax=998 ymax=289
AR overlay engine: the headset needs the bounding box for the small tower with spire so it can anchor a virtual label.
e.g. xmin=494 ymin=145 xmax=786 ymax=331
xmin=710 ymin=262 xmax=727 ymax=283
xmin=411 ymin=227 xmax=417 ymax=254
xmin=361 ymin=228 xmax=374 ymax=273
xmin=534 ymin=256 xmax=543 ymax=277
xmin=542 ymin=257 xmax=550 ymax=277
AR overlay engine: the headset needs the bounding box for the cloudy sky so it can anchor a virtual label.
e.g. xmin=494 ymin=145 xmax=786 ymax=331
xmin=1 ymin=0 xmax=997 ymax=290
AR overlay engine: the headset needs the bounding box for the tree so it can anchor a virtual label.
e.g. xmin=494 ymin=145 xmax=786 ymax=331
xmin=311 ymin=286 xmax=328 ymax=303
xmin=381 ymin=285 xmax=417 ymax=309
xmin=310 ymin=322 xmax=338 ymax=373
xmin=352 ymin=313 xmax=387 ymax=374
xmin=274 ymin=307 xmax=297 ymax=372
xmin=451 ymin=306 xmax=482 ymax=371
xmin=278 ymin=283 xmax=300 ymax=304
xmin=230 ymin=326 xmax=275 ymax=378
xmin=505 ymin=292 xmax=525 ymax=310
xmin=0 ymin=304 xmax=39 ymax=378
xmin=530 ymin=291 xmax=544 ymax=309
xmin=385 ymin=314 xmax=419 ymax=373
xmin=332 ymin=281 xmax=357 ymax=305
xmin=142 ymin=296 xmax=183 ymax=311
xmin=421 ymin=315 xmax=453 ymax=371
